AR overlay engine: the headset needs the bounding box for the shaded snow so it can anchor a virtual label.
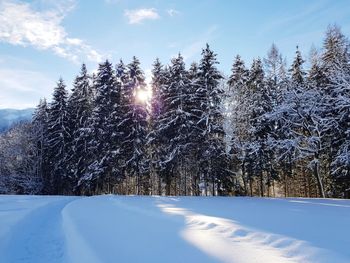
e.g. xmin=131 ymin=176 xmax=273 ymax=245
xmin=0 ymin=195 xmax=349 ymax=263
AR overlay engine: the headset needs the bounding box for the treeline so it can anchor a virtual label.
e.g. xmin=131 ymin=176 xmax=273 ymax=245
xmin=0 ymin=25 xmax=349 ymax=198
xmin=228 ymin=25 xmax=350 ymax=198
xmin=25 ymin=45 xmax=229 ymax=196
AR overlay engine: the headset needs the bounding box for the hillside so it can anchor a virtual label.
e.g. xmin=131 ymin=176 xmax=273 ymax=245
xmin=0 ymin=108 xmax=34 ymax=132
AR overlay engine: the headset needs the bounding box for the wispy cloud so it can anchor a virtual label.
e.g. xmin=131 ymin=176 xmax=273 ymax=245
xmin=0 ymin=67 xmax=54 ymax=109
xmin=182 ymin=25 xmax=218 ymax=61
xmin=0 ymin=0 xmax=103 ymax=63
xmin=257 ymin=0 xmax=333 ymax=37
xmin=167 ymin=42 xmax=179 ymax=48
xmin=104 ymin=0 xmax=122 ymax=4
xmin=124 ymin=8 xmax=160 ymax=24
xmin=167 ymin=9 xmax=180 ymax=17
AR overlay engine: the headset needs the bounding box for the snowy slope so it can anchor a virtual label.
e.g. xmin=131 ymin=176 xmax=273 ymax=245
xmin=0 ymin=108 xmax=34 ymax=132
xmin=0 ymin=195 xmax=349 ymax=263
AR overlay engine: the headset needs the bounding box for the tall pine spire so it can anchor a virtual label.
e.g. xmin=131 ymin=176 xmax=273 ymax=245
xmin=47 ymin=78 xmax=69 ymax=194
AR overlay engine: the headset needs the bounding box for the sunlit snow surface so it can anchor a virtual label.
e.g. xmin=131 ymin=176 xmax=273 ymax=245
xmin=0 ymin=195 xmax=349 ymax=263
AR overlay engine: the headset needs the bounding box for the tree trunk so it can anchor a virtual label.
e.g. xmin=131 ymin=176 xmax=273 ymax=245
xmin=260 ymin=173 xmax=264 ymax=197
xmin=313 ymin=156 xmax=325 ymax=198
xmin=284 ymin=172 xmax=288 ymax=197
xmin=158 ymin=173 xmax=162 ymax=196
xmin=165 ymin=170 xmax=171 ymax=196
xmin=184 ymin=168 xmax=187 ymax=196
xmin=241 ymin=161 xmax=247 ymax=194
xmin=249 ymin=177 xmax=253 ymax=197
xmin=204 ymin=172 xmax=208 ymax=196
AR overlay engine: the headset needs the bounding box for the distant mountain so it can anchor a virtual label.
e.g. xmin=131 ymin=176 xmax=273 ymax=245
xmin=0 ymin=108 xmax=35 ymax=132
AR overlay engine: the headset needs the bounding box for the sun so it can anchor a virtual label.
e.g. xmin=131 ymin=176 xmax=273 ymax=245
xmin=135 ymin=87 xmax=152 ymax=104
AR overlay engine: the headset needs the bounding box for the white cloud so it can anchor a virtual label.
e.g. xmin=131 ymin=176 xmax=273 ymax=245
xmin=0 ymin=68 xmax=54 ymax=109
xmin=167 ymin=9 xmax=180 ymax=17
xmin=66 ymin=37 xmax=83 ymax=46
xmin=124 ymin=8 xmax=160 ymax=24
xmin=0 ymin=0 xmax=103 ymax=63
xmin=35 ymin=0 xmax=76 ymax=15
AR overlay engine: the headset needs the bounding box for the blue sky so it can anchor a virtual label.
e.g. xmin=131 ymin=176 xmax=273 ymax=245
xmin=0 ymin=0 xmax=349 ymax=109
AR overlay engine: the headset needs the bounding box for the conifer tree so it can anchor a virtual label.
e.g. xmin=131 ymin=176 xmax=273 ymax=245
xmin=323 ymin=25 xmax=350 ymax=197
xmin=148 ymin=58 xmax=166 ymax=195
xmin=20 ymin=23 xmax=350 ymax=198
xmin=120 ymin=57 xmax=149 ymax=194
xmin=187 ymin=62 xmax=204 ymax=195
xmin=247 ymin=58 xmax=273 ymax=196
xmin=197 ymin=44 xmax=230 ymax=195
xmin=308 ymin=46 xmax=326 ymax=89
xmin=80 ymin=60 xmax=117 ymax=193
xmin=227 ymin=55 xmax=250 ymax=195
xmin=32 ymin=98 xmax=49 ymax=192
xmin=47 ymin=78 xmax=69 ymax=194
xmin=330 ymin=66 xmax=350 ymax=197
xmin=66 ymin=64 xmax=93 ymax=193
xmin=157 ymin=54 xmax=193 ymax=195
xmin=322 ymin=25 xmax=350 ymax=77
xmin=289 ymin=46 xmax=306 ymax=85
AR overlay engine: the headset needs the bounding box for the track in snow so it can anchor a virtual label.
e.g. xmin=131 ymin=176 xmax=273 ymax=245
xmin=0 ymin=197 xmax=76 ymax=263
xmin=0 ymin=195 xmax=349 ymax=263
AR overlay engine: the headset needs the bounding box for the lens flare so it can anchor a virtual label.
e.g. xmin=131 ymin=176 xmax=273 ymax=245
xmin=136 ymin=88 xmax=152 ymax=104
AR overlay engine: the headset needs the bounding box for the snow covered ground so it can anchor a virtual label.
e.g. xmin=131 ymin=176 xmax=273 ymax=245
xmin=0 ymin=195 xmax=349 ymax=263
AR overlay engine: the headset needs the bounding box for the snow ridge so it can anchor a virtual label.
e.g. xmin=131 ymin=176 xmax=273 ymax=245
xmin=158 ymin=202 xmax=312 ymax=263
xmin=61 ymin=197 xmax=102 ymax=263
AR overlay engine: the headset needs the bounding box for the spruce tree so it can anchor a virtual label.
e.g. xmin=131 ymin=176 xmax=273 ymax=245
xmin=47 ymin=78 xmax=69 ymax=194
xmin=197 ymin=44 xmax=230 ymax=195
xmin=157 ymin=54 xmax=193 ymax=195
xmin=264 ymin=45 xmax=288 ymax=195
xmin=308 ymin=46 xmax=326 ymax=89
xmin=32 ymin=98 xmax=49 ymax=193
xmin=80 ymin=60 xmax=118 ymax=194
xmin=330 ymin=66 xmax=350 ymax=197
xmin=289 ymin=46 xmax=306 ymax=85
xmin=228 ymin=55 xmax=249 ymax=88
xmin=320 ymin=25 xmax=350 ymax=195
xmin=247 ymin=58 xmax=273 ymax=196
xmin=187 ymin=62 xmax=205 ymax=195
xmin=148 ymin=58 xmax=166 ymax=195
xmin=227 ymin=55 xmax=250 ymax=195
xmin=323 ymin=25 xmax=350 ymax=197
xmin=66 ymin=64 xmax=93 ymax=193
xmin=120 ymin=57 xmax=149 ymax=194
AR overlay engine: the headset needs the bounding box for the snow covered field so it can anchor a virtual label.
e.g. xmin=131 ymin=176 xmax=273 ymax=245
xmin=0 ymin=195 xmax=349 ymax=263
